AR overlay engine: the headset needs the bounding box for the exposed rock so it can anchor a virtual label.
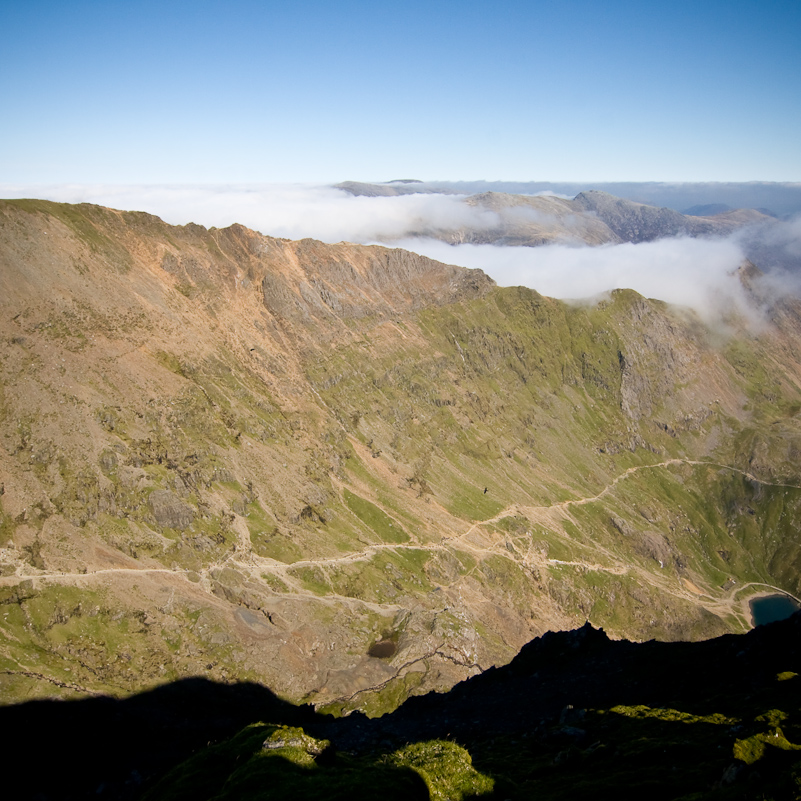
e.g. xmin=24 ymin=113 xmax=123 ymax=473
xmin=262 ymin=726 xmax=329 ymax=756
xmin=147 ymin=490 xmax=195 ymax=530
xmin=573 ymin=190 xmax=693 ymax=243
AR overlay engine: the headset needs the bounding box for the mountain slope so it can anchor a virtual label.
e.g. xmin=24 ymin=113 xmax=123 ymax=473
xmin=1 ymin=199 xmax=801 ymax=714
xmin=572 ymin=189 xmax=767 ymax=242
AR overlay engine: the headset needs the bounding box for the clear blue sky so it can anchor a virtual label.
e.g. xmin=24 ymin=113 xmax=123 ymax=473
xmin=2 ymin=0 xmax=800 ymax=184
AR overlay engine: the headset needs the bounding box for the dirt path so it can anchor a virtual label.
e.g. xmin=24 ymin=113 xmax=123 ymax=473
xmin=724 ymin=580 xmax=801 ymax=603
xmin=2 ymin=457 xmax=798 ymax=621
xmin=0 ymin=565 xmax=183 ymax=587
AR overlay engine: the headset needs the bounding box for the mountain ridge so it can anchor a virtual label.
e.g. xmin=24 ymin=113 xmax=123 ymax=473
xmin=335 ymin=180 xmax=801 ymax=218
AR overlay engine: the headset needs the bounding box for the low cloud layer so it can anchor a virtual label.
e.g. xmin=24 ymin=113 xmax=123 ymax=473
xmin=0 ymin=183 xmax=500 ymax=243
xmin=393 ymin=236 xmax=755 ymax=323
xmin=2 ymin=183 xmax=800 ymax=323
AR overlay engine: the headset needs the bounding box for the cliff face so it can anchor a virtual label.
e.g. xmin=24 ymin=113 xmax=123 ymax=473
xmin=571 ymin=190 xmax=769 ymax=242
xmin=1 ymin=199 xmax=801 ymax=714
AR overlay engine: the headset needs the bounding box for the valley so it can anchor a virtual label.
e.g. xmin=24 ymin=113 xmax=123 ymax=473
xmin=2 ymin=197 xmax=801 ymax=717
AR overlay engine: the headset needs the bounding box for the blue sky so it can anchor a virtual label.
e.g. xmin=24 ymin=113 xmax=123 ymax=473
xmin=2 ymin=0 xmax=800 ymax=184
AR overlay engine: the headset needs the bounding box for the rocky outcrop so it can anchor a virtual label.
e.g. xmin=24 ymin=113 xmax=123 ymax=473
xmin=147 ymin=490 xmax=195 ymax=530
xmin=260 ymin=240 xmax=493 ymax=329
xmin=573 ymin=190 xmax=696 ymax=243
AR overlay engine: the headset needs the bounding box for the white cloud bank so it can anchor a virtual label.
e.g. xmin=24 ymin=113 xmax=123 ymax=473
xmin=0 ymin=183 xmax=499 ymax=243
xmin=2 ymin=183 xmax=798 ymax=323
xmin=393 ymin=236 xmax=752 ymax=322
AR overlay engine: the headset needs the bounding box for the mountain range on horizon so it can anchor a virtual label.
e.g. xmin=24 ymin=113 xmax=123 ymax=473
xmin=330 ymin=183 xmax=801 ymax=284
xmin=336 ymin=180 xmax=801 ymax=219
xmin=343 ymin=186 xmax=772 ymax=247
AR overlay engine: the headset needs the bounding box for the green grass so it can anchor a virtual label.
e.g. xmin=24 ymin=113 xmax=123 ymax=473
xmin=609 ymin=704 xmax=738 ymax=726
xmin=344 ymin=489 xmax=410 ymax=544
xmin=0 ymin=501 xmax=15 ymax=548
xmin=7 ymin=199 xmax=134 ymax=270
xmin=340 ymin=670 xmax=427 ymax=718
xmin=288 ymin=566 xmax=332 ymax=596
xmin=260 ymin=572 xmax=290 ymax=593
xmin=144 ymin=724 xmax=494 ymax=801
xmin=390 ymin=740 xmax=494 ymax=800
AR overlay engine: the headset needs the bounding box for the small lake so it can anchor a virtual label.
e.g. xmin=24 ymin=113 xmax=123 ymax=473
xmin=368 ymin=640 xmax=397 ymax=659
xmin=750 ymin=594 xmax=801 ymax=627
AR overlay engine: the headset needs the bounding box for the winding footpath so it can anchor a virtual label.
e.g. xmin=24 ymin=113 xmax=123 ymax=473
xmin=2 ymin=457 xmax=799 ymax=625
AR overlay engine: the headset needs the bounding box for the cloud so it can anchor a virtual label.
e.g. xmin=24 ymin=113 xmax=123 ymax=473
xmin=747 ymin=214 xmax=801 ymax=261
xmin=392 ymin=236 xmax=756 ymax=324
xmin=0 ymin=183 xmax=500 ymax=243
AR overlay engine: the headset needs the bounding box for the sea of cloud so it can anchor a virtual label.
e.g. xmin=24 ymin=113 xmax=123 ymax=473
xmin=392 ymin=236 xmax=754 ymax=322
xmin=2 ymin=183 xmax=799 ymax=322
xmin=0 ymin=183 xmax=498 ymax=242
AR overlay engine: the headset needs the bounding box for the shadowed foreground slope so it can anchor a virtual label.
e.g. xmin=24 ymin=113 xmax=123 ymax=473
xmin=2 ymin=614 xmax=800 ymax=800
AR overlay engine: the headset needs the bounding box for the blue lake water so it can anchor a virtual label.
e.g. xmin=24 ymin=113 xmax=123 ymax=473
xmin=750 ymin=594 xmax=801 ymax=627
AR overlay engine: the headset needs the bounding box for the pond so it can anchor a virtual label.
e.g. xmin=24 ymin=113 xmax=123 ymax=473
xmin=750 ymin=594 xmax=801 ymax=627
xmin=368 ymin=639 xmax=397 ymax=659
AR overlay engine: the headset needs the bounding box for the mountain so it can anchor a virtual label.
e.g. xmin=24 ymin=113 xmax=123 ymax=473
xmin=335 ymin=180 xmax=450 ymax=197
xmin=684 ymin=203 xmax=734 ymax=216
xmin=336 ymin=180 xmax=801 ymax=218
xmin=459 ymin=191 xmax=620 ymax=246
xmin=1 ymin=199 xmax=801 ymax=719
xmin=571 ymin=190 xmax=768 ymax=243
xmin=335 ymin=183 xmax=773 ymax=247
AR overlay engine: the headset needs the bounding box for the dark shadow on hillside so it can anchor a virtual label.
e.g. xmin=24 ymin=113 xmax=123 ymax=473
xmin=0 ymin=677 xmax=320 ymax=801
xmin=2 ymin=614 xmax=800 ymax=800
xmin=309 ymin=613 xmax=801 ymax=799
xmin=318 ymin=613 xmax=801 ymax=748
